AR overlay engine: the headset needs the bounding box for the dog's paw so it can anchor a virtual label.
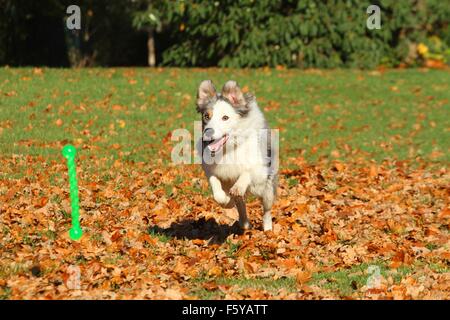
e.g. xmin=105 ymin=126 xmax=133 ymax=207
xmin=213 ymin=191 xmax=233 ymax=207
xmin=263 ymin=214 xmax=272 ymax=231
xmin=230 ymin=183 xmax=246 ymax=197
xmin=239 ymin=220 xmax=252 ymax=230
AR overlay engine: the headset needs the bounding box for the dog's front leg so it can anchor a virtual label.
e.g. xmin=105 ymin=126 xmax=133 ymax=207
xmin=209 ymin=175 xmax=234 ymax=208
xmin=229 ymin=172 xmax=251 ymax=197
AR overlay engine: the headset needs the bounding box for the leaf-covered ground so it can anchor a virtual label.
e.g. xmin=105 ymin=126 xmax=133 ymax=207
xmin=0 ymin=68 xmax=449 ymax=299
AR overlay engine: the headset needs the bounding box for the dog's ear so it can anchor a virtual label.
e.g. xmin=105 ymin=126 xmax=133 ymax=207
xmin=222 ymin=80 xmax=246 ymax=107
xmin=196 ymin=80 xmax=217 ymax=112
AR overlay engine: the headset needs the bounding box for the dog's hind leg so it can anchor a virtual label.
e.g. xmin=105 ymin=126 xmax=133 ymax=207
xmin=261 ymin=184 xmax=275 ymax=231
xmin=235 ymin=197 xmax=251 ymax=230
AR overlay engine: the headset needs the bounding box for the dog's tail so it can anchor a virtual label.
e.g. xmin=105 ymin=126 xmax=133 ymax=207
xmin=266 ymin=128 xmax=279 ymax=179
xmin=266 ymin=128 xmax=279 ymax=198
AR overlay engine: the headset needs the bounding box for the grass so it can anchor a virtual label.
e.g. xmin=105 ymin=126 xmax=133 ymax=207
xmin=0 ymin=287 xmax=12 ymax=300
xmin=191 ymin=275 xmax=297 ymax=299
xmin=429 ymin=262 xmax=450 ymax=274
xmin=309 ymin=262 xmax=414 ymax=297
xmin=226 ymin=239 xmax=243 ymax=258
xmin=0 ymin=68 xmax=449 ymax=171
xmin=147 ymin=227 xmax=172 ymax=243
xmin=191 ymin=260 xmax=420 ymax=299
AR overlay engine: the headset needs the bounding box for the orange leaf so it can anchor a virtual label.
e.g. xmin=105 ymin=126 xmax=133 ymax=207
xmin=36 ymin=197 xmax=48 ymax=208
xmin=369 ymin=164 xmax=378 ymax=178
xmin=111 ymin=231 xmax=121 ymax=242
xmin=244 ymin=262 xmax=255 ymax=273
xmin=438 ymin=207 xmax=450 ymax=219
xmin=334 ymin=162 xmax=345 ymax=172
xmin=202 ymin=282 xmax=218 ymax=291
xmin=192 ymin=239 xmax=204 ymax=245
xmin=440 ymin=252 xmax=450 ymax=260
xmin=296 ymin=271 xmax=311 ymax=284
xmin=207 ymin=266 xmax=222 ymax=277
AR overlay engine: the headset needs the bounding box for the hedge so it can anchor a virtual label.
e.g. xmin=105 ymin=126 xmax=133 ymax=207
xmin=156 ymin=0 xmax=450 ymax=68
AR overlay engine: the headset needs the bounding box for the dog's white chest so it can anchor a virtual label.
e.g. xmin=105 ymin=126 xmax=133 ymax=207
xmin=211 ymin=163 xmax=245 ymax=182
xmin=209 ymin=136 xmax=265 ymax=180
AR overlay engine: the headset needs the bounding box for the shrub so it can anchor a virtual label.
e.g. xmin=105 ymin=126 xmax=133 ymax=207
xmin=157 ymin=0 xmax=450 ymax=68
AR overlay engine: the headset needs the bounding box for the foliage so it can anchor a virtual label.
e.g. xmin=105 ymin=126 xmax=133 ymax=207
xmin=0 ymin=0 xmax=147 ymax=67
xmin=158 ymin=0 xmax=450 ymax=68
xmin=419 ymin=36 xmax=450 ymax=63
xmin=131 ymin=0 xmax=172 ymax=32
xmin=1 ymin=0 xmax=449 ymax=68
xmin=0 ymin=0 xmax=70 ymax=66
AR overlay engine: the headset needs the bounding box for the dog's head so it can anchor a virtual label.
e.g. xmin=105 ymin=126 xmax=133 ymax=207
xmin=196 ymin=80 xmax=254 ymax=153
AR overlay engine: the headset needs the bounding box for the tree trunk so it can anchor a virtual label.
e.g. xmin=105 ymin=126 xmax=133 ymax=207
xmin=147 ymin=29 xmax=155 ymax=67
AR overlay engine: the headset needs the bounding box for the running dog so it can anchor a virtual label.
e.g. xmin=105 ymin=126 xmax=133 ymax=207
xmin=195 ymin=80 xmax=278 ymax=231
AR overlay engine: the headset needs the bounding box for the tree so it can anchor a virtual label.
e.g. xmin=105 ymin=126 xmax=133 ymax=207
xmin=131 ymin=0 xmax=176 ymax=67
xmin=0 ymin=0 xmax=70 ymax=66
xmin=156 ymin=0 xmax=450 ymax=68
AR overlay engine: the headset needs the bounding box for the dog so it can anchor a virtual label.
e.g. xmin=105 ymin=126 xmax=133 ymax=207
xmin=195 ymin=80 xmax=278 ymax=231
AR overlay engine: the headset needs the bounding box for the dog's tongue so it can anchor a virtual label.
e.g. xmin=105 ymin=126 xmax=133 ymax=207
xmin=207 ymin=135 xmax=228 ymax=152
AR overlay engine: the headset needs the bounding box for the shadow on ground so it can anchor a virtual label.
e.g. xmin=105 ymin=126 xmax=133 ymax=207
xmin=148 ymin=217 xmax=244 ymax=245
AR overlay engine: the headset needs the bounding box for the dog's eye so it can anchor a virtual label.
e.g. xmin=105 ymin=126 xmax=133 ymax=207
xmin=203 ymin=113 xmax=210 ymax=121
xmin=222 ymin=115 xmax=229 ymax=121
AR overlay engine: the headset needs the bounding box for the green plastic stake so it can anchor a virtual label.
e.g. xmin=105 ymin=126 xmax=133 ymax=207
xmin=62 ymin=144 xmax=83 ymax=241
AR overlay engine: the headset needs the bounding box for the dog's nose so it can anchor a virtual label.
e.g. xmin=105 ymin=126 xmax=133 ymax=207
xmin=203 ymin=128 xmax=215 ymax=140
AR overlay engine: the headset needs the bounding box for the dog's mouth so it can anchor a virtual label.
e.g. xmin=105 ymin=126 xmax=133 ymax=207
xmin=206 ymin=134 xmax=229 ymax=152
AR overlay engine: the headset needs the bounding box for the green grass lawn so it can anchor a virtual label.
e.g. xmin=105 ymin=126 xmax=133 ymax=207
xmin=190 ymin=261 xmax=416 ymax=299
xmin=0 ymin=67 xmax=448 ymax=167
